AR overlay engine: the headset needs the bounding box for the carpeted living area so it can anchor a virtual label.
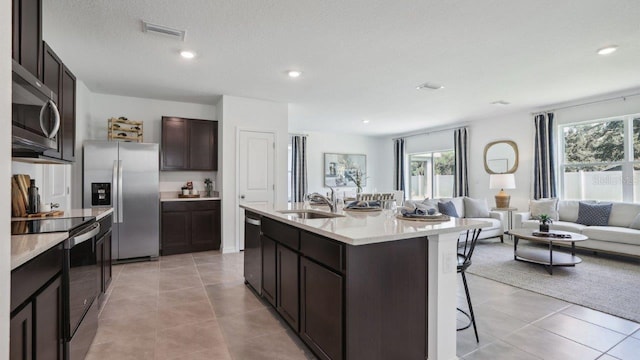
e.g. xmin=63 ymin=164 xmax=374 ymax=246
xmin=468 ymin=240 xmax=640 ymax=323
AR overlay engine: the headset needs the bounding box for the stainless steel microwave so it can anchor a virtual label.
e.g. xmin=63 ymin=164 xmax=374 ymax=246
xmin=12 ymin=59 xmax=60 ymax=154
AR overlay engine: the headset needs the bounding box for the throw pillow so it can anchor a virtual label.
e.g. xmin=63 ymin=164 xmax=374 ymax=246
xmin=463 ymin=197 xmax=490 ymax=218
xmin=630 ymin=213 xmax=640 ymax=230
xmin=438 ymin=201 xmax=459 ymax=218
xmin=530 ymin=198 xmax=559 ymax=221
xmin=576 ymin=202 xmax=612 ymax=226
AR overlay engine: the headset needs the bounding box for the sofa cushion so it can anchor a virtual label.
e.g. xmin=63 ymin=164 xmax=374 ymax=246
xmin=630 ymin=214 xmax=640 ymax=230
xmin=521 ymin=220 xmax=588 ymax=233
xmin=582 ymin=226 xmax=640 ymax=246
xmin=558 ymin=200 xmax=596 ymax=222
xmin=438 ymin=201 xmax=459 ymax=218
xmin=608 ymin=202 xmax=640 ymax=227
xmin=576 ymin=202 xmax=612 ymax=226
xmin=464 ymin=197 xmax=490 ymax=218
xmin=530 ymin=198 xmax=559 ymax=220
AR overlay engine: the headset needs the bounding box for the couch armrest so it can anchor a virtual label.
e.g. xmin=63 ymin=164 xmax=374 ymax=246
xmin=513 ymin=212 xmax=531 ymax=230
xmin=488 ymin=211 xmax=505 ymax=231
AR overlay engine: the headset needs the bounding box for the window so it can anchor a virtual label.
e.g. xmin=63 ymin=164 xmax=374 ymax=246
xmin=559 ymin=114 xmax=640 ymax=202
xmin=408 ymin=150 xmax=454 ymax=200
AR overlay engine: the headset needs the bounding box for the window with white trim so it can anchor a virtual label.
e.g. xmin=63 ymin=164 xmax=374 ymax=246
xmin=558 ymin=114 xmax=640 ymax=202
xmin=408 ymin=150 xmax=454 ymax=200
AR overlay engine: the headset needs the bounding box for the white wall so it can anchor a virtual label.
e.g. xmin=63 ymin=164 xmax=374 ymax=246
xmin=1 ymin=0 xmax=11 ymax=356
xmin=219 ymin=95 xmax=289 ymax=253
xmin=304 ymin=131 xmax=392 ymax=195
xmin=71 ymin=91 xmax=217 ymax=207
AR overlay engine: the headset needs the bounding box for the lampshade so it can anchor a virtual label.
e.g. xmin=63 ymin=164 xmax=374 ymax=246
xmin=489 ymin=173 xmax=516 ymax=190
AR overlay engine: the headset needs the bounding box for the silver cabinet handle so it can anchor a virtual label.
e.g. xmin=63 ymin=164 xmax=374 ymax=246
xmin=245 ymin=218 xmax=261 ymax=226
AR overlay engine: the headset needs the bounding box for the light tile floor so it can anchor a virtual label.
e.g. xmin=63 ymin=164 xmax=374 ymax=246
xmin=87 ymin=250 xmax=640 ymax=360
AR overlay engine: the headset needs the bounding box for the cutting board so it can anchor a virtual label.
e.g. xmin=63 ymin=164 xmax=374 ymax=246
xmin=11 ymin=177 xmax=27 ymax=217
xmin=25 ymin=211 xmax=65 ymax=218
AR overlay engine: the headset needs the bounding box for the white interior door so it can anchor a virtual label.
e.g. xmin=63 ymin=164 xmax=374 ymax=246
xmin=42 ymin=164 xmax=70 ymax=211
xmin=238 ymin=130 xmax=275 ymax=250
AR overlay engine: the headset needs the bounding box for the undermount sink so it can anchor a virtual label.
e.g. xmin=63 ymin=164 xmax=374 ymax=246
xmin=278 ymin=210 xmax=344 ymax=219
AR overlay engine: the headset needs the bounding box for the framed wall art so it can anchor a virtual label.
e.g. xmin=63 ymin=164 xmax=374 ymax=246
xmin=324 ymin=153 xmax=367 ymax=188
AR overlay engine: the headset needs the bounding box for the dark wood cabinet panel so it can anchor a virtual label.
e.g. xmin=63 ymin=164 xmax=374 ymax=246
xmin=161 ymin=200 xmax=221 ymax=255
xmin=161 ymin=117 xmax=218 ymax=171
xmin=277 ymin=244 xmax=299 ymax=331
xmin=10 ymin=303 xmax=33 ymax=360
xmin=262 ymin=217 xmax=299 ymax=250
xmin=35 ymin=276 xmax=63 ymax=360
xmin=15 ymin=0 xmax=42 ymax=78
xmin=104 ymin=230 xmax=112 ymax=291
xmin=60 ymin=66 xmax=76 ymax=161
xmin=261 ymin=235 xmax=277 ymax=307
xmin=300 ymin=257 xmax=343 ymax=360
xmin=12 ymin=0 xmax=20 ymax=61
xmin=96 ymin=234 xmax=104 ymax=303
xmin=161 ymin=117 xmax=188 ymax=170
xmin=300 ymin=231 xmax=344 ymax=273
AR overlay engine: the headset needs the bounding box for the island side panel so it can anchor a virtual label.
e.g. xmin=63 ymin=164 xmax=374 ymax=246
xmin=345 ymin=236 xmax=428 ymax=360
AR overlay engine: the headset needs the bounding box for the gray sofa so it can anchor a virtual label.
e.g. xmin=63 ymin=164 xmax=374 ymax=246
xmin=514 ymin=200 xmax=640 ymax=257
xmin=406 ymin=197 xmax=505 ymax=241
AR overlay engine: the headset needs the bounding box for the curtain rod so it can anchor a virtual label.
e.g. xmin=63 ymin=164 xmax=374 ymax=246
xmin=532 ymin=92 xmax=640 ymax=115
xmin=392 ymin=124 xmax=468 ymax=141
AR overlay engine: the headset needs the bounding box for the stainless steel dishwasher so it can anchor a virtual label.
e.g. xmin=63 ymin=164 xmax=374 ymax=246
xmin=244 ymin=211 xmax=262 ymax=294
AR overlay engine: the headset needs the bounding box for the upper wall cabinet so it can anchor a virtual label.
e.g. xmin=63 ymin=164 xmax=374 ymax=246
xmin=13 ymin=0 xmax=42 ymax=79
xmin=161 ymin=117 xmax=218 ymax=171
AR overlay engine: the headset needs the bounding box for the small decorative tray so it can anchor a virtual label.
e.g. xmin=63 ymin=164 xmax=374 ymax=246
xmin=532 ymin=231 xmax=572 ymax=239
xmin=396 ymin=214 xmax=450 ymax=222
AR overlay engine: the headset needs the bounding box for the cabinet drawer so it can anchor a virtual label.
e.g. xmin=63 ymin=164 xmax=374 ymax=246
xmin=97 ymin=214 xmax=113 ymax=239
xmin=300 ymin=231 xmax=344 ymax=273
xmin=162 ymin=200 xmax=218 ymax=212
xmin=11 ymin=243 xmax=63 ymax=312
xmin=262 ymin=217 xmax=299 ymax=250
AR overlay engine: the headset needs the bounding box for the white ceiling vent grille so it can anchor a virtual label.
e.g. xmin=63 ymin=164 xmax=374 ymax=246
xmin=142 ymin=21 xmax=186 ymax=41
xmin=416 ymin=82 xmax=444 ymax=90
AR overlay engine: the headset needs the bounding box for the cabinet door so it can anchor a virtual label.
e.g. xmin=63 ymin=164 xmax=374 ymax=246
xmin=190 ymin=209 xmax=217 ymax=251
xmin=10 ymin=303 xmax=33 ymax=360
xmin=18 ymin=0 xmax=42 ymax=78
xmin=189 ymin=120 xmax=217 ymax=170
xmin=103 ymin=230 xmax=112 ymax=291
xmin=60 ymin=66 xmax=76 ymax=161
xmin=277 ymin=244 xmax=299 ymax=331
xmin=96 ymin=235 xmax=104 ymax=299
xmin=12 ymin=0 xmax=19 ymax=61
xmin=300 ymin=258 xmax=343 ymax=360
xmin=261 ymin=235 xmax=277 ymax=307
xmin=35 ymin=276 xmax=63 ymax=360
xmin=161 ymin=210 xmax=191 ymax=255
xmin=161 ymin=117 xmax=188 ymax=170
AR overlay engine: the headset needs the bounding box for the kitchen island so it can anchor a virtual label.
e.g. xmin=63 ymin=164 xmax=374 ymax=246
xmin=241 ymin=203 xmax=489 ymax=360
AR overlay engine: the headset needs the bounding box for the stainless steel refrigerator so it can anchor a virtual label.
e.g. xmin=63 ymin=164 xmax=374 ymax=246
xmin=83 ymin=141 xmax=159 ymax=261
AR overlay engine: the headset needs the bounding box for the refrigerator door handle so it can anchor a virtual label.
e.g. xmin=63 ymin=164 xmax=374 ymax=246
xmin=112 ymin=160 xmax=118 ymax=224
xmin=118 ymin=160 xmax=124 ymax=223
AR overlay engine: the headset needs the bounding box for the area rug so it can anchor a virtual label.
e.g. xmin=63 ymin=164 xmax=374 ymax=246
xmin=467 ymin=241 xmax=640 ymax=323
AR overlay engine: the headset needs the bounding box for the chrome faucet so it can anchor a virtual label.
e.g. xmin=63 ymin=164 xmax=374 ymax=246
xmin=306 ymin=187 xmax=338 ymax=213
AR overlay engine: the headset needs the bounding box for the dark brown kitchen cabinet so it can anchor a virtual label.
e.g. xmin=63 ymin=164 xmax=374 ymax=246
xmin=35 ymin=276 xmax=64 ymax=360
xmin=10 ymin=302 xmax=33 ymax=360
xmin=300 ymin=257 xmax=344 ymax=360
xmin=161 ymin=200 xmax=221 ymax=255
xmin=261 ymin=235 xmax=277 ymax=307
xmin=161 ymin=117 xmax=218 ymax=171
xmin=277 ymin=244 xmax=300 ymax=331
xmin=97 ymin=214 xmax=113 ymax=303
xmin=12 ymin=0 xmax=42 ymax=79
xmin=41 ymin=42 xmax=62 ymax=159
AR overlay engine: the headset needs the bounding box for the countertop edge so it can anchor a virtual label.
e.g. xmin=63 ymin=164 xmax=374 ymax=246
xmin=11 ymin=232 xmax=69 ymax=271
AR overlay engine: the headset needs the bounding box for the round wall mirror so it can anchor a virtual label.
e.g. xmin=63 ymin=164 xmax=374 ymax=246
xmin=484 ymin=140 xmax=519 ymax=174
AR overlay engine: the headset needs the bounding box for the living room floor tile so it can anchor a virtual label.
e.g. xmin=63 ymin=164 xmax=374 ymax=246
xmin=456 ymin=327 xmax=497 ymax=358
xmin=562 ymin=305 xmax=640 ymax=336
xmin=474 ymin=303 xmax=529 ymax=339
xmin=606 ymin=336 xmax=640 ymax=360
xmin=533 ymin=313 xmax=627 ymax=352
xmin=633 ymin=329 xmax=640 ymax=340
xmin=479 ymin=289 xmax=570 ymax=323
xmin=462 ymin=340 xmax=542 ymax=360
xmin=503 ymin=325 xmax=602 ymax=360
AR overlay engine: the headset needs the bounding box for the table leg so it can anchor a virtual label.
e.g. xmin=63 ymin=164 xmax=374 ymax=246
xmin=513 ymin=236 xmax=518 ymax=260
xmin=548 ymin=241 xmax=553 ymax=275
xmin=571 ymin=241 xmax=576 ymax=256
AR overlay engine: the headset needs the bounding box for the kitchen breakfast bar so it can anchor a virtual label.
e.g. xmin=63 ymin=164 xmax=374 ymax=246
xmin=241 ymin=203 xmax=489 ymax=360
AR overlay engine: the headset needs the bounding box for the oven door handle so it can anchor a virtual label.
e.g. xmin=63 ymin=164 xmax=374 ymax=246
xmin=67 ymin=223 xmax=100 ymax=248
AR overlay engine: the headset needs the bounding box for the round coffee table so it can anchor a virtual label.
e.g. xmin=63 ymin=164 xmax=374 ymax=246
xmin=508 ymin=228 xmax=588 ymax=275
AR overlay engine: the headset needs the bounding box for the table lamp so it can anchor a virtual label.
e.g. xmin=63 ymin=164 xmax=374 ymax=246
xmin=490 ymin=173 xmax=516 ymax=208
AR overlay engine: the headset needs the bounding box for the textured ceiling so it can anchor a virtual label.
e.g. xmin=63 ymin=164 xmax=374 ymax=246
xmin=42 ymin=0 xmax=640 ymax=136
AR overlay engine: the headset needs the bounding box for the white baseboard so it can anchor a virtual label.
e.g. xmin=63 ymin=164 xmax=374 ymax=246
xmin=222 ymin=246 xmax=238 ymax=254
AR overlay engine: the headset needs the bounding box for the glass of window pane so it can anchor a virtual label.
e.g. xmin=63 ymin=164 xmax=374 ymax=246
xmin=434 ymin=151 xmax=454 ymax=198
xmin=563 ymin=165 xmax=623 ymax=201
xmin=563 ymin=120 xmax=624 ymax=163
xmin=634 ymin=118 xmax=640 ymax=160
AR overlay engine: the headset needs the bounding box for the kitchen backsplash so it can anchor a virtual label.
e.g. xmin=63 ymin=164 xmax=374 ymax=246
xmin=158 ymin=171 xmax=217 ymax=192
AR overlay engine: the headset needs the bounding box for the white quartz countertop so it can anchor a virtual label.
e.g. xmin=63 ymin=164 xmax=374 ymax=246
xmin=11 ymin=207 xmax=114 ymax=270
xmin=160 ymin=192 xmax=221 ymax=202
xmin=241 ymin=203 xmax=490 ymax=246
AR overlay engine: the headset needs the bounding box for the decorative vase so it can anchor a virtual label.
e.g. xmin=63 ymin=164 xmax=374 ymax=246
xmin=539 ymin=224 xmax=549 ymax=232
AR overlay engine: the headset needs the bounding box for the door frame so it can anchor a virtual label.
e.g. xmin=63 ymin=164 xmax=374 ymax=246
xmin=235 ymin=127 xmax=278 ymax=252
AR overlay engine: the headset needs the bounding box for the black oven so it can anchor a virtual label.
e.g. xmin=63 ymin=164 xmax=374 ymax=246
xmin=12 ymin=59 xmax=60 ymax=154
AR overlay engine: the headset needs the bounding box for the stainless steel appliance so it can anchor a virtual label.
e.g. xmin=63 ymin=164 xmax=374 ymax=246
xmin=11 ymin=59 xmax=61 ymax=156
xmin=244 ymin=211 xmax=262 ymax=294
xmin=83 ymin=141 xmax=160 ymax=261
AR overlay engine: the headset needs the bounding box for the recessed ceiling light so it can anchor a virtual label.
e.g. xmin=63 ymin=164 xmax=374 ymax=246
xmin=491 ymin=100 xmax=510 ymax=105
xmin=287 ymin=70 xmax=302 ymax=78
xmin=362 ymin=119 xmax=370 ymax=124
xmin=597 ymin=46 xmax=618 ymax=55
xmin=180 ymin=50 xmax=196 ymax=59
xmin=416 ymin=82 xmax=444 ymax=90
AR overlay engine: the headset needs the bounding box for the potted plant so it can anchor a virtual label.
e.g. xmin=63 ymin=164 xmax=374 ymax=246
xmin=538 ymin=214 xmax=553 ymax=232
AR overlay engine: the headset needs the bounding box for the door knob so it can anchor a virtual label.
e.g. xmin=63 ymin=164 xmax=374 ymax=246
xmin=240 ymin=195 xmax=245 ymax=199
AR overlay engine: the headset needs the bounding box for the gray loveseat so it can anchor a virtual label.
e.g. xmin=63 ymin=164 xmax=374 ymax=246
xmin=514 ymin=200 xmax=640 ymax=257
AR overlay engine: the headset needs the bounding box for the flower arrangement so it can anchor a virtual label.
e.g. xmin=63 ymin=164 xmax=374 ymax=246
xmin=346 ymin=170 xmax=368 ymax=193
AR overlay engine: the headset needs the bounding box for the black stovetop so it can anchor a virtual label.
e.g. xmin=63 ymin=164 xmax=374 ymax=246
xmin=11 ymin=216 xmax=96 ymax=236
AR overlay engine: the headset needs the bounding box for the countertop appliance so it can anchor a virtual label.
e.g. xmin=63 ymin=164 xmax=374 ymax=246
xmin=244 ymin=211 xmax=262 ymax=294
xmin=11 ymin=59 xmax=61 ymax=157
xmin=83 ymin=141 xmax=160 ymax=261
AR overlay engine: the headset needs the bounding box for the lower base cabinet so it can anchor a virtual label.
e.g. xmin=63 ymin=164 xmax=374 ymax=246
xmin=277 ymin=244 xmax=299 ymax=331
xmin=261 ymin=235 xmax=277 ymax=306
xmin=161 ymin=200 xmax=221 ymax=255
xmin=10 ymin=303 xmax=32 ymax=360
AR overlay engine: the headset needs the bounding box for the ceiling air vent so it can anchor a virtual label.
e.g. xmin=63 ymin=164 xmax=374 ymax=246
xmin=416 ymin=82 xmax=444 ymax=90
xmin=142 ymin=21 xmax=186 ymax=41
